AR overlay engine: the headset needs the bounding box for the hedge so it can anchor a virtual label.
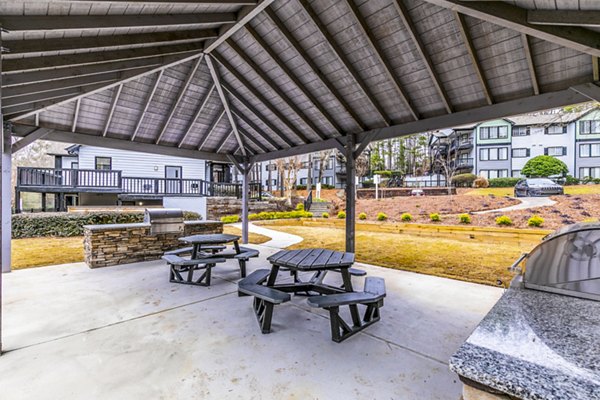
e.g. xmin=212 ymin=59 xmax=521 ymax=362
xmin=488 ymin=177 xmax=520 ymax=187
xmin=451 ymin=173 xmax=477 ymax=187
xmin=248 ymin=210 xmax=313 ymax=221
xmin=12 ymin=211 xmax=201 ymax=239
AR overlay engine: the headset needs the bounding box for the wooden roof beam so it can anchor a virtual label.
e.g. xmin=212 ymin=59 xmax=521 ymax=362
xmin=66 ymin=1 xmax=257 ymax=4
xmin=238 ymin=127 xmax=269 ymax=153
xmin=2 ymin=82 xmax=115 ymax=109
xmin=225 ymin=38 xmax=329 ymax=140
xmin=103 ymin=84 xmax=123 ymax=137
xmin=453 ymin=11 xmax=493 ymax=105
xmin=520 ymin=34 xmax=539 ymax=96
xmin=0 ymin=13 xmax=236 ymax=31
xmin=3 ymin=29 xmax=217 ymax=55
xmin=231 ymin=108 xmax=282 ymax=151
xmin=264 ymin=8 xmax=365 ymax=131
xmin=244 ymin=25 xmax=344 ymax=134
xmin=197 ymin=109 xmax=226 ymax=151
xmin=299 ymin=0 xmax=391 ymax=126
xmin=155 ymin=55 xmax=204 ymax=144
xmin=205 ymin=55 xmax=246 ymax=156
xmin=130 ymin=70 xmax=164 ymax=141
xmin=71 ymin=98 xmax=81 ymax=132
xmin=527 ymin=10 xmax=600 ymax=28
xmin=212 ymin=52 xmax=310 ymax=144
xmin=393 ymin=0 xmax=453 ymax=113
xmin=177 ymin=84 xmax=215 ymax=148
xmin=421 ymin=0 xmax=600 ymax=58
xmin=344 ymin=0 xmax=419 ymax=120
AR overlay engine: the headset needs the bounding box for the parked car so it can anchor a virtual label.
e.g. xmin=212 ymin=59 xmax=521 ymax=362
xmin=514 ymin=178 xmax=564 ymax=197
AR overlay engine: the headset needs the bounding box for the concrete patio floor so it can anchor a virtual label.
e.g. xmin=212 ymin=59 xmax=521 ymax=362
xmin=0 ymin=244 xmax=502 ymax=399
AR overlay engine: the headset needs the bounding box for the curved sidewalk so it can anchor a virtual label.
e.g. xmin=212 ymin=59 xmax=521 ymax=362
xmin=474 ymin=196 xmax=556 ymax=214
xmin=232 ymin=222 xmax=303 ymax=249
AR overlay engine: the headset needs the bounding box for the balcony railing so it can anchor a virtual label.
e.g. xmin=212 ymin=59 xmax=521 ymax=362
xmin=454 ymin=158 xmax=474 ymax=169
xmin=17 ymin=167 xmax=262 ymax=200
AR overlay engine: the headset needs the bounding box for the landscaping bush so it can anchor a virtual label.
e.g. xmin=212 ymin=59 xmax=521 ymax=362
xmin=361 ymin=180 xmax=374 ymax=188
xmin=220 ymin=215 xmax=240 ymax=224
xmin=337 ymin=211 xmax=346 ymax=219
xmin=295 ymin=203 xmax=305 ymax=211
xmin=248 ymin=210 xmax=313 ymax=221
xmin=429 ymin=213 xmax=441 ymax=222
xmin=495 ymin=215 xmax=513 ymax=226
xmin=521 ymin=155 xmax=568 ymax=178
xmin=373 ymin=170 xmax=392 ymax=178
xmin=488 ymin=177 xmax=520 ymax=188
xmin=451 ymin=173 xmax=477 ymax=187
xmin=564 ymin=175 xmax=580 ymax=186
xmin=358 ymin=212 xmax=367 ymax=220
xmin=473 ymin=176 xmax=489 ymax=188
xmin=401 ymin=213 xmax=412 ymax=222
xmin=377 ymin=212 xmax=388 ymax=221
xmin=528 ymin=215 xmax=545 ymax=227
xmin=459 ymin=214 xmax=471 ymax=224
xmin=322 ymin=212 xmax=329 ymax=219
xmin=11 ymin=211 xmax=201 ymax=239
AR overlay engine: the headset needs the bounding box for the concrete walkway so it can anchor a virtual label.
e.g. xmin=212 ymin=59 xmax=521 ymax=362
xmin=0 ymin=251 xmax=503 ymax=400
xmin=474 ymin=196 xmax=556 ymax=214
xmin=233 ymin=221 xmax=302 ymax=248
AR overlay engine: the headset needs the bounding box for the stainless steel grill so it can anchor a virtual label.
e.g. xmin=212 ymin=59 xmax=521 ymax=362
xmin=516 ymin=222 xmax=600 ymax=301
xmin=144 ymin=208 xmax=184 ymax=235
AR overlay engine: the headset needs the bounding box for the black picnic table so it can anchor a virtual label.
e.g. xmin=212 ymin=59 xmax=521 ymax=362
xmin=179 ymin=233 xmax=241 ymax=259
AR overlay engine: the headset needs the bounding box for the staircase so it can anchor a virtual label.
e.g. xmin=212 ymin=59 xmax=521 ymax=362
xmin=308 ymin=201 xmax=331 ymax=217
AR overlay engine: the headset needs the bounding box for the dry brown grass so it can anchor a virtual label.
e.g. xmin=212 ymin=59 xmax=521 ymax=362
xmin=12 ymin=236 xmax=84 ymax=270
xmin=223 ymin=225 xmax=271 ymax=244
xmin=264 ymin=224 xmax=534 ymax=286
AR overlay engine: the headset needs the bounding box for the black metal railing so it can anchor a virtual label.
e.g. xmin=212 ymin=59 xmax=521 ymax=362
xmin=17 ymin=167 xmax=262 ymax=200
xmin=304 ymin=190 xmax=313 ymax=212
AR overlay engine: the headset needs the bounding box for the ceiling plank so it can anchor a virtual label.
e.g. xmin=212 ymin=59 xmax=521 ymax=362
xmin=215 ymin=130 xmax=234 ymax=153
xmin=231 ymin=108 xmax=282 ymax=151
xmin=66 ymin=1 xmax=257 ymax=4
xmin=177 ymin=84 xmax=215 ymax=148
xmin=197 ymin=109 xmax=226 ymax=151
xmin=238 ymin=127 xmax=269 ymax=153
xmin=130 ymin=70 xmax=164 ymax=141
xmin=2 ymin=82 xmax=115 ymax=109
xmin=4 ymin=29 xmax=217 ymax=55
xmin=421 ymin=0 xmax=600 ymax=58
xmin=0 ymin=14 xmax=236 ymax=31
xmin=299 ymin=0 xmax=391 ymax=126
xmin=212 ymin=52 xmax=310 ymax=144
xmin=3 ymin=43 xmax=204 ymax=73
xmin=225 ymin=38 xmax=329 ymax=140
xmin=244 ymin=25 xmax=343 ymax=134
xmin=393 ymin=0 xmax=453 ymax=113
xmin=344 ymin=0 xmax=419 ymax=120
xmin=155 ymin=55 xmax=204 ymax=144
xmin=103 ymin=84 xmax=123 ymax=137
xmin=453 ymin=11 xmax=493 ymax=105
xmin=527 ymin=10 xmax=600 ymax=27
xmin=11 ymin=124 xmax=231 ymax=163
xmin=203 ymin=0 xmax=279 ymax=53
xmin=264 ymin=8 xmax=365 ymax=131
xmin=205 ymin=55 xmax=247 ymax=156
xmin=520 ymin=34 xmax=540 ymax=96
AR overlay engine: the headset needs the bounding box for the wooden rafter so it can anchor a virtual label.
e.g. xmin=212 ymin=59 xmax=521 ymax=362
xmin=520 ymin=34 xmax=540 ymax=96
xmin=197 ymin=109 xmax=226 ymax=151
xmin=103 ymin=84 xmax=123 ymax=137
xmin=130 ymin=70 xmax=164 ymax=141
xmin=231 ymin=108 xmax=282 ymax=151
xmin=177 ymin=84 xmax=215 ymax=148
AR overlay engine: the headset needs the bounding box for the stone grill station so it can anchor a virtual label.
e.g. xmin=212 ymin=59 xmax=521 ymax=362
xmin=84 ymin=209 xmax=222 ymax=268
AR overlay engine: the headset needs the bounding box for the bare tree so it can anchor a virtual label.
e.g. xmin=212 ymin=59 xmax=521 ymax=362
xmin=434 ymin=155 xmax=459 ymax=196
xmin=275 ymin=156 xmax=302 ymax=206
xmin=316 ymin=149 xmax=333 ymax=184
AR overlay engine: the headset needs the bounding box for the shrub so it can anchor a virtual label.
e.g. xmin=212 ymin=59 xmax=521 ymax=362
xmin=528 ymin=215 xmax=544 ymax=227
xmin=322 ymin=212 xmax=329 ymax=219
xmin=361 ymin=180 xmax=374 ymax=188
xmin=220 ymin=215 xmax=240 ymax=224
xmin=564 ymin=175 xmax=580 ymax=186
xmin=358 ymin=212 xmax=367 ymax=220
xmin=521 ymin=155 xmax=568 ymax=178
xmin=247 ymin=210 xmax=313 ymax=221
xmin=488 ymin=177 xmax=520 ymax=188
xmin=337 ymin=211 xmax=346 ymax=219
xmin=495 ymin=215 xmax=513 ymax=226
xmin=429 ymin=213 xmax=441 ymax=222
xmin=377 ymin=212 xmax=388 ymax=221
xmin=295 ymin=203 xmax=304 ymax=211
xmin=473 ymin=176 xmax=489 ymax=188
xmin=401 ymin=213 xmax=412 ymax=222
xmin=373 ymin=170 xmax=392 ymax=178
xmin=451 ymin=173 xmax=477 ymax=187
xmin=11 ymin=211 xmax=200 ymax=239
xmin=459 ymin=213 xmax=471 ymax=224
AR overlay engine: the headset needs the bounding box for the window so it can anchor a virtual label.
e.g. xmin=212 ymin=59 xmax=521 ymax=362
xmin=580 ymin=120 xmax=600 ymax=135
xmin=512 ymin=170 xmax=522 ymax=177
xmin=479 ymin=126 xmax=508 ymax=140
xmin=546 ymin=125 xmax=567 ymax=135
xmin=545 ymin=146 xmax=567 ymax=156
xmin=300 ymin=178 xmax=307 ymax=185
xmin=479 ymin=170 xmax=509 ymax=179
xmin=265 ymin=163 xmax=277 ymax=172
xmin=479 ymin=147 xmax=508 ymax=161
xmin=580 ymin=167 xmax=600 ymax=179
xmin=72 ymin=162 xmax=79 ymax=169
xmin=326 ymin=158 xmax=334 ymax=170
xmin=512 ymin=126 xmax=530 ymax=136
xmin=95 ymin=157 xmax=112 ymax=170
xmin=579 ymin=144 xmax=600 ymax=158
xmin=322 ymin=177 xmax=333 ymax=185
xmin=512 ymin=148 xmax=530 ymax=158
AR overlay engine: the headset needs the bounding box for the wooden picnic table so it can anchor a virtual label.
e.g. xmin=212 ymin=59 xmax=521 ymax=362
xmin=179 ymin=233 xmax=241 ymax=259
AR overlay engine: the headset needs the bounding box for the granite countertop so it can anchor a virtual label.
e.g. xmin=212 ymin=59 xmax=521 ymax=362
xmin=450 ymin=280 xmax=600 ymax=400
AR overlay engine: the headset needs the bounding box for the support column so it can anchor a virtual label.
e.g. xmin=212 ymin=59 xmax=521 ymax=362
xmin=0 ymin=27 xmax=6 ymax=354
xmin=41 ymin=193 xmax=47 ymax=212
xmin=345 ymin=134 xmax=356 ymax=253
xmin=241 ymin=163 xmax=250 ymax=244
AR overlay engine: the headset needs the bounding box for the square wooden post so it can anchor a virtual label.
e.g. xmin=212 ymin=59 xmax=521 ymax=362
xmin=241 ymin=163 xmax=250 ymax=244
xmin=345 ymin=134 xmax=356 ymax=253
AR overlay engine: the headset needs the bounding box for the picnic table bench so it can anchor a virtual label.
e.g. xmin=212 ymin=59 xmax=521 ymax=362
xmin=162 ymin=254 xmax=226 ymax=286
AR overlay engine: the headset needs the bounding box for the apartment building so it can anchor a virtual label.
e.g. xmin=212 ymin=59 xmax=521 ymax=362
xmin=430 ymin=107 xmax=600 ymax=180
